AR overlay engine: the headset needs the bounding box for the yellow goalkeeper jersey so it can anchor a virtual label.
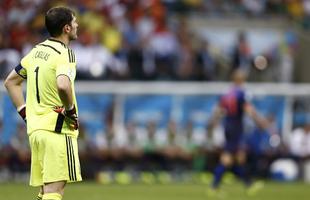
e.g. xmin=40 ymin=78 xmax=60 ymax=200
xmin=15 ymin=38 xmax=78 ymax=138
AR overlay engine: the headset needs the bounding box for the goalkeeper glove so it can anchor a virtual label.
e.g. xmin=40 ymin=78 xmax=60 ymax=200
xmin=17 ymin=104 xmax=26 ymax=123
xmin=54 ymin=105 xmax=79 ymax=130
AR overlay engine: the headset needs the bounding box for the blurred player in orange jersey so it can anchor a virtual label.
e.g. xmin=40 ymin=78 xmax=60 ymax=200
xmin=207 ymin=69 xmax=267 ymax=196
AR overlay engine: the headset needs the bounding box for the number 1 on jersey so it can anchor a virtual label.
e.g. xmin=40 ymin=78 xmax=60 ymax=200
xmin=34 ymin=66 xmax=40 ymax=103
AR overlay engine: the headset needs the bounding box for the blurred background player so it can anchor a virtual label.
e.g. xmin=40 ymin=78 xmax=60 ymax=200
xmin=4 ymin=7 xmax=81 ymax=200
xmin=207 ymin=69 xmax=268 ymax=196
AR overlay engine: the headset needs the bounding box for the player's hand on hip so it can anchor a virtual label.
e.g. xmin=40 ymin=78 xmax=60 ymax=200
xmin=54 ymin=105 xmax=79 ymax=130
xmin=64 ymin=105 xmax=79 ymax=130
xmin=17 ymin=104 xmax=26 ymax=123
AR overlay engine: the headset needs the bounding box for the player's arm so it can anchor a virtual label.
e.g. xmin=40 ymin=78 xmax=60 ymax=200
xmin=207 ymin=105 xmax=225 ymax=134
xmin=57 ymin=75 xmax=74 ymax=110
xmin=4 ymin=69 xmax=26 ymax=121
xmin=54 ymin=49 xmax=79 ymax=130
xmin=55 ymin=74 xmax=78 ymax=130
xmin=244 ymin=103 xmax=269 ymax=129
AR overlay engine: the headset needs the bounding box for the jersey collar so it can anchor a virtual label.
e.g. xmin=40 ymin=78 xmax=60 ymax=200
xmin=48 ymin=38 xmax=67 ymax=48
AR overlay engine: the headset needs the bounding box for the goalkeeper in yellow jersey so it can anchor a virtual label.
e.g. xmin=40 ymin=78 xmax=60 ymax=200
xmin=4 ymin=7 xmax=82 ymax=200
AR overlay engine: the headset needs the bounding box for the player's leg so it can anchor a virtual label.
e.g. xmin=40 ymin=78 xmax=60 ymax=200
xmin=232 ymin=150 xmax=251 ymax=185
xmin=29 ymin=132 xmax=45 ymax=200
xmin=43 ymin=181 xmax=66 ymax=200
xmin=36 ymin=186 xmax=43 ymax=200
xmin=41 ymin=131 xmax=81 ymax=200
xmin=207 ymin=151 xmax=233 ymax=197
xmin=211 ymin=151 xmax=233 ymax=188
xmin=233 ymin=150 xmax=264 ymax=195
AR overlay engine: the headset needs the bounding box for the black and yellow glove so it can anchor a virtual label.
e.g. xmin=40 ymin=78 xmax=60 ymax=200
xmin=54 ymin=105 xmax=79 ymax=130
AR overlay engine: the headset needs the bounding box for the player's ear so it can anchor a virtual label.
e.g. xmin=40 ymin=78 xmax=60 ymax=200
xmin=63 ymin=24 xmax=71 ymax=34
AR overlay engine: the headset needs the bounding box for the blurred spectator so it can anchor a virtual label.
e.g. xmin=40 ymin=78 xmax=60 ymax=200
xmin=178 ymin=122 xmax=197 ymax=169
xmin=159 ymin=120 xmax=189 ymax=172
xmin=135 ymin=9 xmax=155 ymax=43
xmin=148 ymin=18 xmax=179 ymax=80
xmin=101 ymin=17 xmax=123 ymax=53
xmin=289 ymin=123 xmax=310 ymax=158
xmin=72 ymin=28 xmax=115 ymax=79
xmin=303 ymin=0 xmax=310 ymax=29
xmin=195 ymin=39 xmax=217 ymax=81
xmin=124 ymin=121 xmax=144 ymax=164
xmin=141 ymin=121 xmax=161 ymax=171
xmin=242 ymin=0 xmax=266 ymax=16
xmin=0 ymin=31 xmax=20 ymax=79
xmin=180 ymin=121 xmax=207 ymax=172
xmin=288 ymin=122 xmax=310 ymax=179
xmin=175 ymin=18 xmax=196 ymax=80
xmin=122 ymin=15 xmax=146 ymax=79
xmin=231 ymin=31 xmax=252 ymax=76
xmin=286 ymin=0 xmax=304 ymax=21
xmin=7 ymin=1 xmax=36 ymax=25
xmin=265 ymin=0 xmax=286 ymax=15
xmin=8 ymin=23 xmax=29 ymax=52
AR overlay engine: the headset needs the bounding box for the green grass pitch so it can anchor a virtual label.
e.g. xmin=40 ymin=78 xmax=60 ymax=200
xmin=1 ymin=181 xmax=310 ymax=200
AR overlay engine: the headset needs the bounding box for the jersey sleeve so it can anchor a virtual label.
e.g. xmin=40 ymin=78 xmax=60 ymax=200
xmin=15 ymin=53 xmax=31 ymax=79
xmin=15 ymin=64 xmax=27 ymax=79
xmin=55 ymin=49 xmax=76 ymax=81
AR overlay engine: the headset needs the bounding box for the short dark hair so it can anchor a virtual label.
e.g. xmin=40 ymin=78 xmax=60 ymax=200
xmin=45 ymin=7 xmax=75 ymax=37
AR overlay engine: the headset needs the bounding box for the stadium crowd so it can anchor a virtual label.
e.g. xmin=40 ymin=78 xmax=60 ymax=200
xmin=0 ymin=0 xmax=303 ymax=81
